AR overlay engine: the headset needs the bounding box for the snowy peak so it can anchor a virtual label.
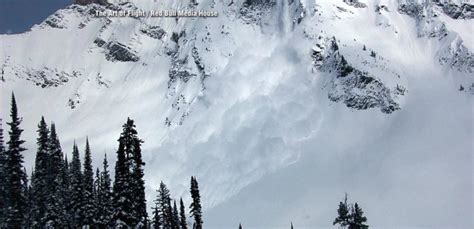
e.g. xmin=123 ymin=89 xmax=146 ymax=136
xmin=1 ymin=0 xmax=473 ymax=114
xmin=0 ymin=1 xmax=473 ymax=228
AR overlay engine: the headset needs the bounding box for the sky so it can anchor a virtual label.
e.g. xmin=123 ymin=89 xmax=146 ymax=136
xmin=0 ymin=0 xmax=70 ymax=34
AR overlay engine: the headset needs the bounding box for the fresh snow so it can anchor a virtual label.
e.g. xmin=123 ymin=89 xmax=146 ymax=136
xmin=0 ymin=0 xmax=473 ymax=228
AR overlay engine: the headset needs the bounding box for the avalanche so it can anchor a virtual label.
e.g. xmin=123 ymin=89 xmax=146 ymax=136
xmin=0 ymin=0 xmax=472 ymax=228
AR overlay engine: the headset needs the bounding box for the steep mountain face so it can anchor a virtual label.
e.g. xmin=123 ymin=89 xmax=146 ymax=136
xmin=0 ymin=0 xmax=472 ymax=228
xmin=398 ymin=0 xmax=474 ymax=74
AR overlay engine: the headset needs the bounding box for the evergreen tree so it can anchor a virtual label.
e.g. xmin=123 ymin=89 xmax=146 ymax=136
xmin=31 ymin=117 xmax=50 ymax=227
xmin=45 ymin=123 xmax=68 ymax=227
xmin=334 ymin=194 xmax=369 ymax=229
xmin=333 ymin=193 xmax=351 ymax=228
xmin=370 ymin=51 xmax=376 ymax=58
xmin=23 ymin=168 xmax=33 ymax=228
xmin=189 ymin=176 xmax=203 ymax=229
xmin=152 ymin=202 xmax=161 ymax=229
xmin=5 ymin=93 xmax=28 ymax=228
xmin=0 ymin=118 xmax=4 ymax=152
xmin=291 ymin=222 xmax=294 ymax=229
xmin=62 ymin=155 xmax=71 ymax=227
xmin=156 ymin=181 xmax=173 ymax=229
xmin=94 ymin=168 xmax=101 ymax=224
xmin=172 ymin=200 xmax=179 ymax=229
xmin=97 ymin=153 xmax=113 ymax=227
xmin=113 ymin=139 xmax=134 ymax=227
xmin=21 ymin=167 xmax=32 ymax=227
xmin=112 ymin=118 xmax=147 ymax=227
xmin=122 ymin=118 xmax=147 ymax=227
xmin=166 ymin=198 xmax=174 ymax=229
xmin=0 ymin=119 xmax=7 ymax=227
xmin=349 ymin=203 xmax=368 ymax=229
xmin=82 ymin=138 xmax=96 ymax=226
xmin=239 ymin=223 xmax=242 ymax=229
xmin=69 ymin=142 xmax=84 ymax=227
xmin=179 ymin=198 xmax=188 ymax=229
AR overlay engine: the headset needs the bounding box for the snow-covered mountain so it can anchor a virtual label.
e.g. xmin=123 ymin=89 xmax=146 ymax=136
xmin=0 ymin=0 xmax=473 ymax=228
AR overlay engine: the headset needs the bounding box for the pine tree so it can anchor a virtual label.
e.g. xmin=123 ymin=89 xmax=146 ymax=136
xmin=172 ymin=200 xmax=179 ymax=229
xmin=349 ymin=203 xmax=368 ymax=229
xmin=62 ymin=155 xmax=71 ymax=227
xmin=23 ymin=168 xmax=33 ymax=228
xmin=5 ymin=93 xmax=28 ymax=228
xmin=239 ymin=223 xmax=242 ymax=229
xmin=155 ymin=181 xmax=172 ymax=228
xmin=45 ymin=123 xmax=68 ymax=227
xmin=82 ymin=138 xmax=96 ymax=226
xmin=334 ymin=194 xmax=369 ymax=229
xmin=291 ymin=222 xmax=294 ymax=229
xmin=112 ymin=118 xmax=146 ymax=227
xmin=189 ymin=176 xmax=203 ymax=229
xmin=152 ymin=202 xmax=161 ymax=229
xmin=333 ymin=193 xmax=351 ymax=228
xmin=0 ymin=119 xmax=7 ymax=227
xmin=97 ymin=153 xmax=113 ymax=227
xmin=31 ymin=117 xmax=50 ymax=227
xmin=179 ymin=198 xmax=187 ymax=229
xmin=122 ymin=118 xmax=147 ymax=227
xmin=94 ymin=168 xmax=101 ymax=224
xmin=113 ymin=139 xmax=134 ymax=227
xmin=370 ymin=51 xmax=376 ymax=58
xmin=69 ymin=142 xmax=84 ymax=227
xmin=166 ymin=198 xmax=174 ymax=229
xmin=0 ymin=118 xmax=4 ymax=152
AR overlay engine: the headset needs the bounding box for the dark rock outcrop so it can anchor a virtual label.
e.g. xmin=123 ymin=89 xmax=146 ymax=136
xmin=343 ymin=0 xmax=367 ymax=8
xmin=312 ymin=37 xmax=401 ymax=114
xmin=141 ymin=26 xmax=166 ymax=40
xmin=438 ymin=37 xmax=474 ymax=73
xmin=44 ymin=12 xmax=68 ymax=29
xmin=440 ymin=3 xmax=474 ymax=19
xmin=74 ymin=0 xmax=108 ymax=6
xmin=398 ymin=2 xmax=473 ymax=73
xmin=239 ymin=0 xmax=276 ymax=25
xmin=104 ymin=42 xmax=139 ymax=62
xmin=2 ymin=62 xmax=80 ymax=88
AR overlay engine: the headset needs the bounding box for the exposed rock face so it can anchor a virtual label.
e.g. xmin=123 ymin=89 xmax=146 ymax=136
xmin=140 ymin=26 xmax=166 ymax=40
xmin=399 ymin=1 xmax=473 ymax=21
xmin=44 ymin=12 xmax=68 ymax=29
xmin=239 ymin=0 xmax=276 ymax=25
xmin=312 ymin=37 xmax=401 ymax=114
xmin=398 ymin=1 xmax=473 ymax=73
xmin=343 ymin=0 xmax=367 ymax=8
xmin=438 ymin=36 xmax=474 ymax=73
xmin=104 ymin=42 xmax=140 ymax=62
xmin=74 ymin=0 xmax=108 ymax=5
xmin=1 ymin=60 xmax=80 ymax=88
xmin=328 ymin=72 xmax=401 ymax=114
xmin=5 ymin=0 xmax=470 ymax=116
xmin=398 ymin=1 xmax=448 ymax=38
xmin=166 ymin=32 xmax=207 ymax=95
xmin=440 ymin=3 xmax=474 ymax=19
xmin=288 ymin=0 xmax=306 ymax=29
xmin=94 ymin=38 xmax=139 ymax=62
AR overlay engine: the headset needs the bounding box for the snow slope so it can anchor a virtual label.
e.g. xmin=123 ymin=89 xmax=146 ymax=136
xmin=0 ymin=0 xmax=473 ymax=228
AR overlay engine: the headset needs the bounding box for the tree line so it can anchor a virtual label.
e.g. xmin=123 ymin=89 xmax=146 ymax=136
xmin=238 ymin=193 xmax=369 ymax=229
xmin=0 ymin=93 xmax=368 ymax=229
xmin=0 ymin=93 xmax=203 ymax=228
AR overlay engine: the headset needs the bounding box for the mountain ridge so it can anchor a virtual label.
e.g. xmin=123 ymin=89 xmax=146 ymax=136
xmin=0 ymin=0 xmax=472 ymax=228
